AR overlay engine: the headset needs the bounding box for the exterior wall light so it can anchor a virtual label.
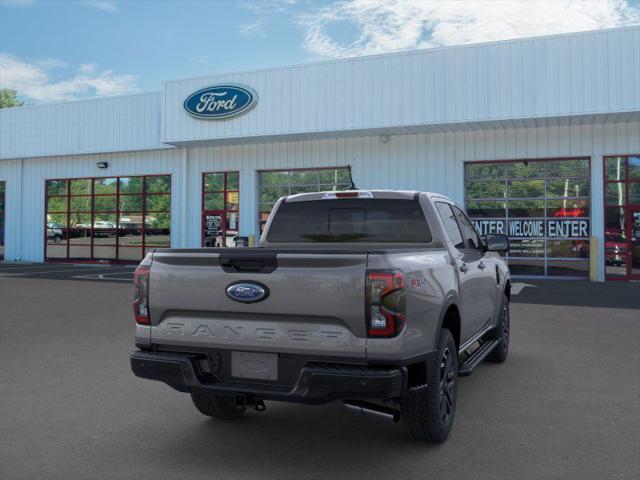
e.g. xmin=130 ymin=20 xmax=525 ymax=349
xmin=96 ymin=162 xmax=109 ymax=169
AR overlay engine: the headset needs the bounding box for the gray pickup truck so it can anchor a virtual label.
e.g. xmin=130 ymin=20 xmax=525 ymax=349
xmin=131 ymin=190 xmax=511 ymax=442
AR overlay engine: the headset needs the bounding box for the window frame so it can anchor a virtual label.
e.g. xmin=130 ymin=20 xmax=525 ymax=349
xmin=0 ymin=180 xmax=5 ymax=260
xmin=602 ymin=154 xmax=640 ymax=281
xmin=257 ymin=166 xmax=352 ymax=232
xmin=201 ymin=171 xmax=240 ymax=247
xmin=44 ymin=174 xmax=171 ymax=263
xmin=464 ymin=157 xmax=592 ymax=278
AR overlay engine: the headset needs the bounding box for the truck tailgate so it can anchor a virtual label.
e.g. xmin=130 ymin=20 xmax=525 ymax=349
xmin=148 ymin=250 xmax=368 ymax=358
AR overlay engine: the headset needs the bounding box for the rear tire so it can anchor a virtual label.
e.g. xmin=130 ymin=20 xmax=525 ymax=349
xmin=487 ymin=293 xmax=509 ymax=363
xmin=190 ymin=393 xmax=246 ymax=419
xmin=401 ymin=328 xmax=458 ymax=443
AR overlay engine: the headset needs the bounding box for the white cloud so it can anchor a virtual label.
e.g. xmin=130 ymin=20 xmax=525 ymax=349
xmin=238 ymin=19 xmax=267 ymax=36
xmin=238 ymin=0 xmax=300 ymax=36
xmin=0 ymin=53 xmax=138 ymax=103
xmin=242 ymin=0 xmax=299 ymax=15
xmin=83 ymin=0 xmax=118 ymax=13
xmin=34 ymin=58 xmax=69 ymax=69
xmin=78 ymin=63 xmax=97 ymax=74
xmin=297 ymin=0 xmax=640 ymax=58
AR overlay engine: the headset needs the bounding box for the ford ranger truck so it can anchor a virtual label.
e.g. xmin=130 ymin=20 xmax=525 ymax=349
xmin=130 ymin=191 xmax=511 ymax=443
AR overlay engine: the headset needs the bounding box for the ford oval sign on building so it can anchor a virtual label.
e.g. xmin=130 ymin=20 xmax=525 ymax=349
xmin=183 ymin=84 xmax=257 ymax=120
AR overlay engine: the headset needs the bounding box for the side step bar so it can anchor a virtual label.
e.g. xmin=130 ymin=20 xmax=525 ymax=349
xmin=458 ymin=339 xmax=500 ymax=377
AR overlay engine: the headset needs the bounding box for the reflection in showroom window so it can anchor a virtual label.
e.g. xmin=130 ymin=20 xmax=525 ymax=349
xmin=603 ymin=155 xmax=640 ymax=280
xmin=0 ymin=181 xmax=5 ymax=260
xmin=258 ymin=167 xmax=352 ymax=232
xmin=202 ymin=172 xmax=240 ymax=247
xmin=45 ymin=175 xmax=171 ymax=262
xmin=465 ymin=158 xmax=591 ymax=278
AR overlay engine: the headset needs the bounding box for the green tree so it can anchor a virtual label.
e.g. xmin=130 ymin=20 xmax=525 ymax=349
xmin=0 ymin=89 xmax=24 ymax=109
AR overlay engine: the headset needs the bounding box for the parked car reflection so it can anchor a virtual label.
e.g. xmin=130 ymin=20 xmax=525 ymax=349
xmin=46 ymin=222 xmax=64 ymax=243
xmin=92 ymin=221 xmax=116 ymax=238
xmin=605 ymin=232 xmax=628 ymax=266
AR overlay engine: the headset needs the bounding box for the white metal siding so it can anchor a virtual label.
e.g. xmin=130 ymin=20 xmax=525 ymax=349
xmin=180 ymin=121 xmax=639 ymax=281
xmin=0 ymin=92 xmax=168 ymax=160
xmin=162 ymin=27 xmax=640 ymax=144
xmin=0 ymin=159 xmax=22 ymax=260
xmin=1 ymin=27 xmax=637 ymax=161
xmin=1 ymin=121 xmax=638 ymax=279
xmin=0 ymin=149 xmax=182 ymax=262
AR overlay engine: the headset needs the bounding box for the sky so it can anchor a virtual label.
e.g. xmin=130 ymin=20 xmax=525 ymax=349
xmin=1 ymin=0 xmax=639 ymax=104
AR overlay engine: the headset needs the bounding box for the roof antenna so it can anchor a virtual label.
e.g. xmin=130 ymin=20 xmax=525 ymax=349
xmin=347 ymin=165 xmax=358 ymax=190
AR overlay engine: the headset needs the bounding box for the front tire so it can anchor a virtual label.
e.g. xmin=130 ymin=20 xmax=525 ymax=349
xmin=402 ymin=328 xmax=458 ymax=442
xmin=191 ymin=393 xmax=246 ymax=419
xmin=487 ymin=293 xmax=510 ymax=363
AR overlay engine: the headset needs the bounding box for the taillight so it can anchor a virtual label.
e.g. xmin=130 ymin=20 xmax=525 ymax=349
xmin=366 ymin=270 xmax=405 ymax=337
xmin=133 ymin=265 xmax=150 ymax=325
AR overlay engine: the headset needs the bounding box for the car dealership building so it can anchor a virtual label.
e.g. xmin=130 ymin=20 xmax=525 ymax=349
xmin=1 ymin=26 xmax=639 ymax=281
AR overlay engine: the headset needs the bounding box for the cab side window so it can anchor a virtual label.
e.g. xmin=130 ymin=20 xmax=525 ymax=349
xmin=452 ymin=205 xmax=482 ymax=250
xmin=435 ymin=202 xmax=464 ymax=249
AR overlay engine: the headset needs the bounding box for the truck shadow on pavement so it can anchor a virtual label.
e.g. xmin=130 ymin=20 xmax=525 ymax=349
xmin=511 ymin=280 xmax=640 ymax=309
xmin=154 ymin=403 xmax=439 ymax=476
xmin=138 ymin=378 xmax=503 ymax=479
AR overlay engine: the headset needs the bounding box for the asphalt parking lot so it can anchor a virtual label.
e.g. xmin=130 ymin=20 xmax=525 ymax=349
xmin=1 ymin=263 xmax=639 ymax=480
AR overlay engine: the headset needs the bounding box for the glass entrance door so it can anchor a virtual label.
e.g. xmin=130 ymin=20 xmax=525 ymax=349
xmin=0 ymin=181 xmax=5 ymax=260
xmin=604 ymin=155 xmax=640 ymax=281
xmin=201 ymin=172 xmax=239 ymax=247
xmin=630 ymin=207 xmax=640 ymax=280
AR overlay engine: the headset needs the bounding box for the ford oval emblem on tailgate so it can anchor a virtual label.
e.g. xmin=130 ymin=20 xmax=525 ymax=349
xmin=226 ymin=281 xmax=269 ymax=303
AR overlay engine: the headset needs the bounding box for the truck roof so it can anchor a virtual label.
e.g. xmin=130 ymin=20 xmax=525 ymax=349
xmin=284 ymin=190 xmax=454 ymax=203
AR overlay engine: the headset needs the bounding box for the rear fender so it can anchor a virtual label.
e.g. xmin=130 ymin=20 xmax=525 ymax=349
xmin=436 ymin=292 xmax=461 ymax=350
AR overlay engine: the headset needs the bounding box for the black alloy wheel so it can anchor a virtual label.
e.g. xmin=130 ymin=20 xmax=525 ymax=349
xmin=439 ymin=346 xmax=457 ymax=425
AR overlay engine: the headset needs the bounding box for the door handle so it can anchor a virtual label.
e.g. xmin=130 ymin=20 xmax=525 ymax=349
xmin=459 ymin=263 xmax=468 ymax=273
xmin=478 ymin=261 xmax=486 ymax=270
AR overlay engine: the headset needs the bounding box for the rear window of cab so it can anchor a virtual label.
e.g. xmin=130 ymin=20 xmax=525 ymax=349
xmin=266 ymin=198 xmax=432 ymax=243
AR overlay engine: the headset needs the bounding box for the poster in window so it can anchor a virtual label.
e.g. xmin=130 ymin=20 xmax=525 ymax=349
xmin=204 ymin=214 xmax=223 ymax=247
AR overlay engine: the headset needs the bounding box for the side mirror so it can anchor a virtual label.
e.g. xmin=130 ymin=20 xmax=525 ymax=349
xmin=485 ymin=234 xmax=509 ymax=252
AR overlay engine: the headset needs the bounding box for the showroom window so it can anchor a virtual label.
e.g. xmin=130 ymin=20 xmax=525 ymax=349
xmin=0 ymin=181 xmax=5 ymax=260
xmin=258 ymin=167 xmax=352 ymax=232
xmin=201 ymin=171 xmax=239 ymax=247
xmin=465 ymin=158 xmax=591 ymax=277
xmin=603 ymin=155 xmax=640 ymax=280
xmin=45 ymin=175 xmax=171 ymax=262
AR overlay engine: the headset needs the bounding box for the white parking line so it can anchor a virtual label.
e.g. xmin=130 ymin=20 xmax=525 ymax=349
xmin=511 ymin=282 xmax=537 ymax=295
xmin=72 ymin=274 xmax=132 ymax=281
xmin=84 ymin=271 xmax=133 ymax=278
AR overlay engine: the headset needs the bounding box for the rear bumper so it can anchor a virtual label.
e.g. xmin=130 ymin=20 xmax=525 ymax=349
xmin=130 ymin=350 xmax=405 ymax=404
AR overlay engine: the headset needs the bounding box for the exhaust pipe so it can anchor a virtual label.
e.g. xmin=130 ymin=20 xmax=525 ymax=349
xmin=343 ymin=400 xmax=400 ymax=423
